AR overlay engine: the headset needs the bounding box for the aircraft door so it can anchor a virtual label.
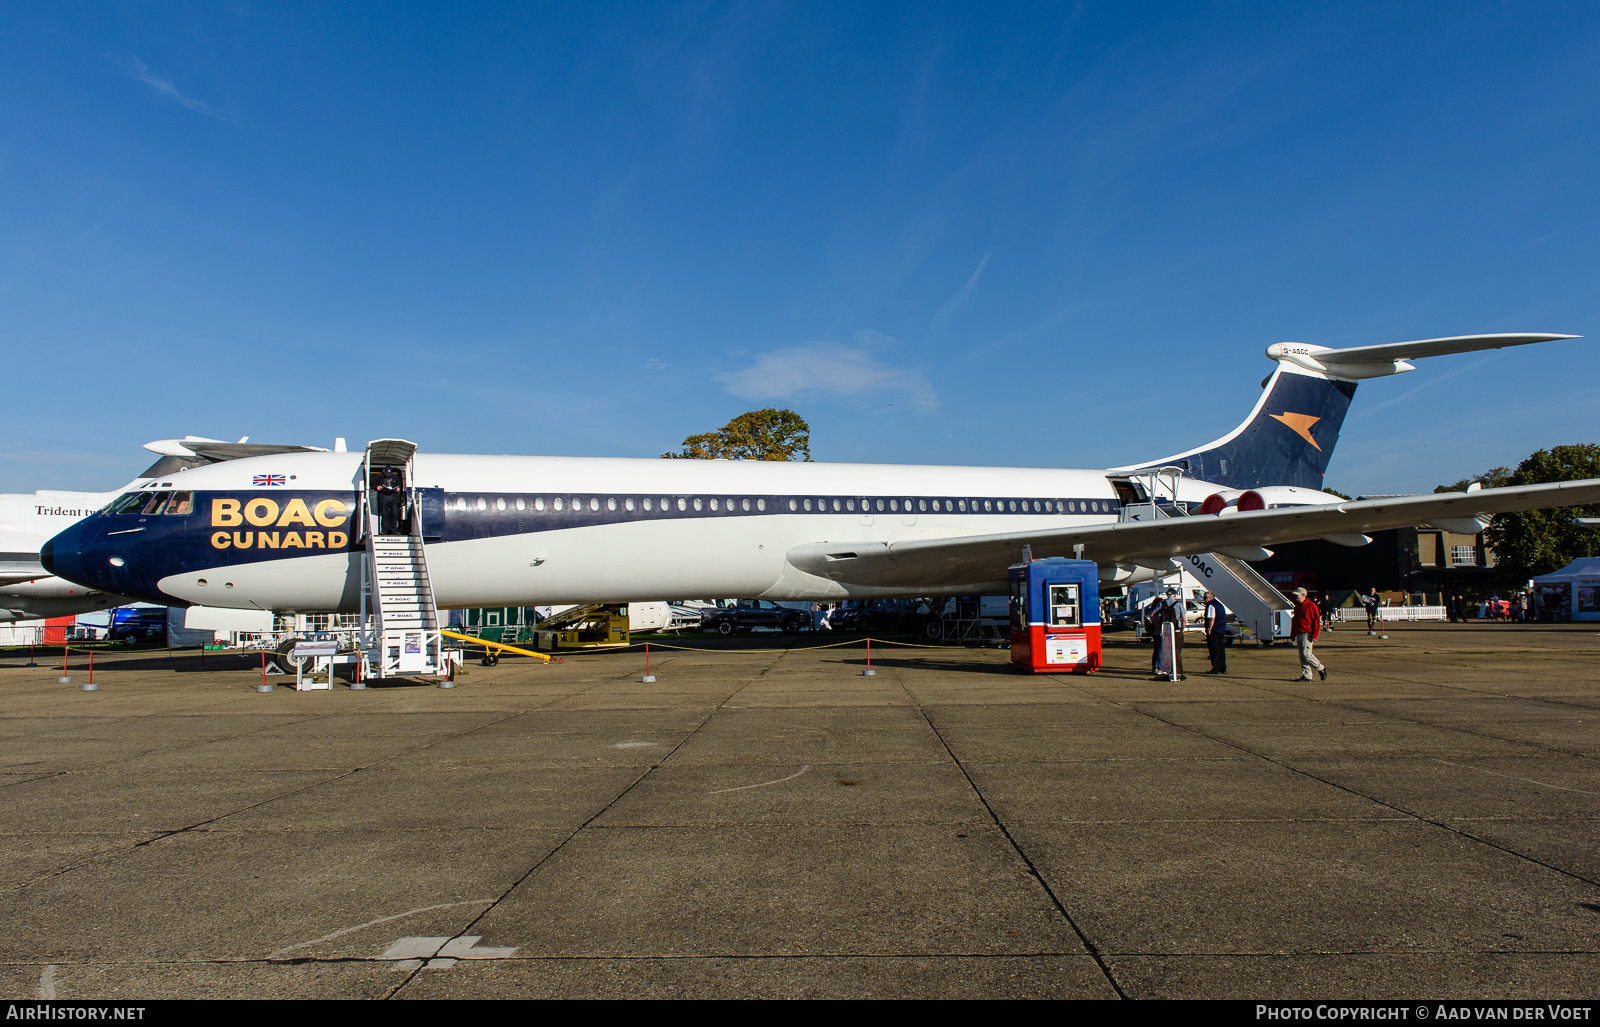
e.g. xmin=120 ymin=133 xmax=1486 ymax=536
xmin=364 ymin=439 xmax=419 ymax=538
xmin=415 ymin=487 xmax=445 ymax=540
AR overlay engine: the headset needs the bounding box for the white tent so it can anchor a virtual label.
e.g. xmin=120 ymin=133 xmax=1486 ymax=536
xmin=1530 ymin=557 xmax=1600 ymax=622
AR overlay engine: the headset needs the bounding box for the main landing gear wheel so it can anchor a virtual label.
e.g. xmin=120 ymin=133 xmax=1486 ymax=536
xmin=275 ymin=638 xmax=312 ymax=671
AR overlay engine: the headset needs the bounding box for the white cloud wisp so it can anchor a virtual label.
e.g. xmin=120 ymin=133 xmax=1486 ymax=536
xmin=120 ymin=56 xmax=235 ymax=122
xmin=715 ymin=343 xmax=940 ymax=413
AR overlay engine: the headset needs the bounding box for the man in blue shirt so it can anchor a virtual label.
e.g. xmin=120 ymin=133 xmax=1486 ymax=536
xmin=1203 ymin=590 xmax=1228 ymax=674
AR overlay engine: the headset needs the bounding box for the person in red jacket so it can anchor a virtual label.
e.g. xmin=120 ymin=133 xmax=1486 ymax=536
xmin=1290 ymin=587 xmax=1326 ymax=681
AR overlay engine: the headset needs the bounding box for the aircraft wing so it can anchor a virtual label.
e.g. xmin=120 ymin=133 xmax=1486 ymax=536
xmin=785 ymin=478 xmax=1600 ymax=589
xmin=0 ymin=551 xmax=47 ymax=587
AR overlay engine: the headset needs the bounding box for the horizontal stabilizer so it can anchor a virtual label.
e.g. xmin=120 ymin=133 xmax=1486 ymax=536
xmin=1266 ymin=333 xmax=1578 ymax=381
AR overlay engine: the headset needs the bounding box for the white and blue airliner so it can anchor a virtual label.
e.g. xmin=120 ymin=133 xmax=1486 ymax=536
xmin=41 ymin=333 xmax=1600 ymax=615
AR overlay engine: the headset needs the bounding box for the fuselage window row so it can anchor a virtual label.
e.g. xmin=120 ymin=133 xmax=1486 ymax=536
xmin=445 ymin=495 xmax=1120 ymax=516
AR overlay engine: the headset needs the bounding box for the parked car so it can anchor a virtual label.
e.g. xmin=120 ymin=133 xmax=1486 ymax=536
xmin=108 ymin=607 xmax=167 ymax=643
xmin=831 ymin=598 xmax=936 ymax=636
xmin=1112 ymin=597 xmax=1207 ymax=632
xmin=700 ymin=599 xmax=808 ymax=636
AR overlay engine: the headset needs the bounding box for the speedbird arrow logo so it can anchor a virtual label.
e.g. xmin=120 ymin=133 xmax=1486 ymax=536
xmin=1268 ymin=412 xmax=1322 ymax=451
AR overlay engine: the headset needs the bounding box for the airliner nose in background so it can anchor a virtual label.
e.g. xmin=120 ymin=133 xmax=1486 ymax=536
xmin=41 ymin=333 xmax=1600 ymax=615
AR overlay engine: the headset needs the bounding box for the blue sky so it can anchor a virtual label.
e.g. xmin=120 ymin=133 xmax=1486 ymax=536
xmin=4 ymin=2 xmax=1598 ymax=495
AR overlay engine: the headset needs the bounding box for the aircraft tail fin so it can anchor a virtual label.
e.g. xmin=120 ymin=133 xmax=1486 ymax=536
xmin=1112 ymin=333 xmax=1578 ymax=491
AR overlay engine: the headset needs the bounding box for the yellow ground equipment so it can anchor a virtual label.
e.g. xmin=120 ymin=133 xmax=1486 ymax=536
xmin=440 ymin=628 xmax=556 ymax=664
xmin=535 ymin=603 xmax=631 ymax=650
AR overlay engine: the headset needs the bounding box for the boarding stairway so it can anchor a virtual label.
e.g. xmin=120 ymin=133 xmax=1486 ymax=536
xmin=358 ymin=439 xmax=446 ymax=677
xmin=1132 ymin=476 xmax=1293 ymax=642
xmin=1183 ymin=548 xmax=1294 ymax=642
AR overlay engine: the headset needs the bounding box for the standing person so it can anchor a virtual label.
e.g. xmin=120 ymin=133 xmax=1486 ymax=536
xmin=1203 ymin=590 xmax=1228 ymax=674
xmin=1144 ymin=596 xmax=1162 ymax=675
xmin=1362 ymin=587 xmax=1381 ymax=634
xmin=375 ymin=466 xmax=404 ymax=536
xmin=815 ymin=602 xmax=832 ymax=632
xmin=1150 ymin=587 xmax=1186 ymax=680
xmin=1291 ymin=587 xmax=1326 ymax=681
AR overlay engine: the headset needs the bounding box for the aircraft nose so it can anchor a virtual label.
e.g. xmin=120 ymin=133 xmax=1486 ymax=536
xmin=41 ymin=524 xmax=83 ymax=584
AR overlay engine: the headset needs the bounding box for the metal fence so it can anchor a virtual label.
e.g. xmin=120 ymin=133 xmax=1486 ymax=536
xmin=1333 ymin=606 xmax=1447 ymax=622
xmin=0 ymin=624 xmax=44 ymax=646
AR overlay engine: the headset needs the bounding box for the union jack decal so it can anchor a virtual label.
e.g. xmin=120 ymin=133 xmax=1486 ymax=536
xmin=252 ymin=474 xmax=286 ymax=487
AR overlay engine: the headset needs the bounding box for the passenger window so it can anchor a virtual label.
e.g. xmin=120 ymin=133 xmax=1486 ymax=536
xmin=165 ymin=492 xmax=194 ymax=515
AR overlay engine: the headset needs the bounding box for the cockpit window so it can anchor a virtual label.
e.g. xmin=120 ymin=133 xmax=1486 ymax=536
xmin=140 ymin=491 xmax=174 ymax=515
xmin=164 ymin=491 xmax=194 ymax=515
xmin=105 ymin=493 xmax=147 ymax=514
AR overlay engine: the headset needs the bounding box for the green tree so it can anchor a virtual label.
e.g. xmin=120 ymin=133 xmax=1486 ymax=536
xmin=663 ymin=409 xmax=812 ymax=461
xmin=1484 ymin=445 xmax=1600 ymax=581
xmin=1433 ymin=466 xmax=1512 ymax=493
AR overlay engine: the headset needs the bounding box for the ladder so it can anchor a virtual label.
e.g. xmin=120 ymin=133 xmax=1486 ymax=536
xmin=358 ymin=439 xmax=445 ymax=677
xmin=1180 ymin=549 xmax=1294 ymax=643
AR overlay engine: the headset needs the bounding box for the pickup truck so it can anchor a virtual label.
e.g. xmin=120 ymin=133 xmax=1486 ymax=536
xmin=700 ymin=599 xmax=809 ymax=636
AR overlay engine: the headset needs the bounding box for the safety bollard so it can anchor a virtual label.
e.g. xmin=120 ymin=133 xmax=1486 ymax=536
xmin=25 ymin=644 xmax=37 ymax=667
xmin=80 ymin=650 xmax=97 ymax=691
xmin=861 ymin=637 xmax=876 ymax=676
xmin=58 ymin=646 xmax=71 ymax=685
xmin=642 ymin=641 xmax=656 ymax=683
xmin=350 ymin=654 xmax=365 ymax=690
xmin=256 ymin=650 xmax=274 ymax=693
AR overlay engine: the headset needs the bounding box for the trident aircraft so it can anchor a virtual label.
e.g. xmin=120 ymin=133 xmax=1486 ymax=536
xmin=0 ymin=436 xmax=329 ymax=621
xmin=41 ymin=333 xmax=1600 ymax=614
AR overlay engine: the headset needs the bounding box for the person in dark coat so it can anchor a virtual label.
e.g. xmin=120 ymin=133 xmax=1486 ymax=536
xmin=1362 ymin=587 xmax=1381 ymax=634
xmin=1203 ymin=589 xmax=1228 ymax=674
xmin=375 ymin=466 xmax=404 ymax=536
